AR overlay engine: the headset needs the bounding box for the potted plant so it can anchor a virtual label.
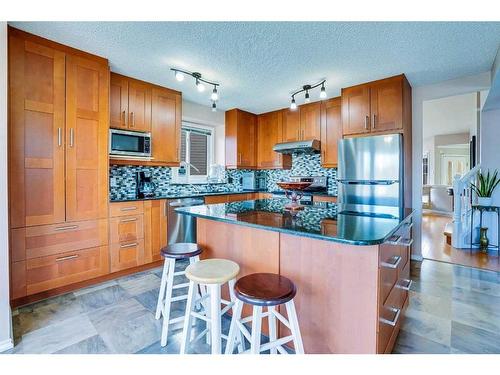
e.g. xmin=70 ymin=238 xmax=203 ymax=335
xmin=471 ymin=169 xmax=500 ymax=206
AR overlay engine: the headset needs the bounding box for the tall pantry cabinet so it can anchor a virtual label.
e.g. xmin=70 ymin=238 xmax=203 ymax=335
xmin=8 ymin=28 xmax=110 ymax=300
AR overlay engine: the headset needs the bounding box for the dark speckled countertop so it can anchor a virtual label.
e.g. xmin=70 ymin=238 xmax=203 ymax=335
xmin=176 ymin=198 xmax=413 ymax=246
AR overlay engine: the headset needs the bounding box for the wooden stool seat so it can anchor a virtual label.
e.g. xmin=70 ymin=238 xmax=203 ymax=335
xmin=160 ymin=242 xmax=203 ymax=259
xmin=185 ymin=258 xmax=240 ymax=285
xmin=234 ymin=273 xmax=297 ymax=307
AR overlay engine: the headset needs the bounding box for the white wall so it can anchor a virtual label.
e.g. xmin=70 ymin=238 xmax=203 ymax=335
xmin=181 ymin=100 xmax=225 ymax=165
xmin=412 ymin=71 xmax=491 ymax=260
xmin=0 ymin=21 xmax=13 ymax=352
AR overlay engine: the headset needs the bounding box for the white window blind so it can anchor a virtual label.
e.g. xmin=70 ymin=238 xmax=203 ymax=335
xmin=178 ymin=124 xmax=213 ymax=180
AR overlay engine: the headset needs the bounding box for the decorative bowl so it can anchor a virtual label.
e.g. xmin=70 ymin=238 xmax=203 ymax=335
xmin=276 ymin=181 xmax=312 ymax=210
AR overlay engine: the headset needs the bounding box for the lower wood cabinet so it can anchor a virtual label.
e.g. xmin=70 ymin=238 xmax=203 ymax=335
xmin=144 ymin=200 xmax=168 ymax=263
xmin=204 ymin=193 xmax=259 ymax=204
xmin=110 ymin=240 xmax=145 ymax=273
xmin=25 ymin=245 xmax=109 ymax=295
xmin=312 ymin=195 xmax=337 ymax=203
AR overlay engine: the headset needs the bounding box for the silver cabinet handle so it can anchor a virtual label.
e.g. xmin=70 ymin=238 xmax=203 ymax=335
xmin=396 ymin=279 xmax=412 ymax=291
xmin=400 ymin=238 xmax=414 ymax=247
xmin=57 ymin=128 xmax=62 ymax=147
xmin=120 ymin=217 xmax=138 ymax=223
xmin=381 ymin=255 xmax=402 ymax=269
xmin=372 ymin=114 xmax=376 ymax=129
xmin=69 ymin=128 xmax=74 ymax=147
xmin=120 ymin=242 xmax=138 ymax=249
xmin=364 ymin=115 xmax=370 ymax=130
xmin=54 ymin=225 xmax=78 ymax=231
xmin=386 ymin=235 xmax=401 ymax=246
xmin=56 ymin=254 xmax=79 ymax=262
xmin=380 ymin=307 xmax=401 ymax=327
xmin=121 ymin=206 xmax=137 ymax=211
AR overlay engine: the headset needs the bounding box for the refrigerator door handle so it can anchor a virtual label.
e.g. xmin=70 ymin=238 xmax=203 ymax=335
xmin=336 ymin=179 xmax=398 ymax=185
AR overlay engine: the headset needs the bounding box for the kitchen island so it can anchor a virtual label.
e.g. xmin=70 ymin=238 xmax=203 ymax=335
xmin=177 ymin=198 xmax=413 ymax=354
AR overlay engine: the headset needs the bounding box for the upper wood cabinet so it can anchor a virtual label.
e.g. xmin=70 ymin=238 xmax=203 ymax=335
xmin=110 ymin=73 xmax=151 ymax=132
xmin=320 ymin=97 xmax=342 ymax=168
xmin=282 ymin=108 xmax=301 ymax=142
xmin=225 ymin=109 xmax=257 ymax=169
xmin=8 ymin=29 xmax=109 ymax=228
xmin=341 ymin=75 xmax=408 ymax=136
xmin=300 ymin=102 xmax=322 ymax=141
xmin=257 ymin=110 xmax=291 ymax=169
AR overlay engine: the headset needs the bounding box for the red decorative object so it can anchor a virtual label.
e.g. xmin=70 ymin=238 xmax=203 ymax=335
xmin=276 ymin=181 xmax=312 ymax=210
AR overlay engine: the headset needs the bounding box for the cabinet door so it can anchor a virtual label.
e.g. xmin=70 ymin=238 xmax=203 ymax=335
xmin=370 ymin=77 xmax=403 ymax=132
xmin=9 ymin=36 xmax=66 ymax=228
xmin=110 ymin=240 xmax=145 ymax=272
xmin=151 ymin=87 xmax=181 ymax=164
xmin=237 ymin=110 xmax=257 ymax=168
xmin=257 ymin=110 xmax=283 ymax=168
xmin=128 ymin=80 xmax=152 ymax=132
xmin=282 ymin=108 xmax=301 ymax=142
xmin=320 ymin=98 xmax=342 ymax=167
xmin=144 ymin=200 xmax=167 ymax=263
xmin=109 ymin=74 xmax=128 ymax=129
xmin=341 ymin=84 xmax=371 ymax=135
xmin=65 ymin=54 xmax=109 ymax=222
xmin=300 ymin=102 xmax=321 ymax=140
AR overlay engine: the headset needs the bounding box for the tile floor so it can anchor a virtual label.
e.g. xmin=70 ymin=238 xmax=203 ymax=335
xmin=3 ymin=259 xmax=500 ymax=354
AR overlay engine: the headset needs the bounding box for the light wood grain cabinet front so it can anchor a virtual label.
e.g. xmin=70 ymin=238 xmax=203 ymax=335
xmin=110 ymin=240 xmax=145 ymax=273
xmin=320 ymin=97 xmax=342 ymax=167
xmin=257 ymin=110 xmax=291 ymax=169
xmin=225 ymin=109 xmax=257 ymax=169
xmin=144 ymin=199 xmax=168 ymax=263
xmin=109 ymin=201 xmax=144 ymax=217
xmin=109 ymin=215 xmax=144 ymax=244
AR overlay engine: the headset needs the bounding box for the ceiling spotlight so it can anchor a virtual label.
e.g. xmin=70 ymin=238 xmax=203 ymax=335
xmin=196 ymin=80 xmax=205 ymax=92
xmin=289 ymin=80 xmax=327 ymax=107
xmin=320 ymin=84 xmax=327 ymax=99
xmin=211 ymin=86 xmax=218 ymax=101
xmin=175 ymin=71 xmax=184 ymax=82
xmin=212 ymin=102 xmax=217 ymax=112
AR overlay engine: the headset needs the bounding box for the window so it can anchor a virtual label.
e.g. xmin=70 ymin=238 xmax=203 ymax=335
xmin=172 ymin=122 xmax=214 ymax=183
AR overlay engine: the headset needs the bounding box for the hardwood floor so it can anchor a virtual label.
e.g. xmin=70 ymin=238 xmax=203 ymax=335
xmin=422 ymin=212 xmax=500 ymax=272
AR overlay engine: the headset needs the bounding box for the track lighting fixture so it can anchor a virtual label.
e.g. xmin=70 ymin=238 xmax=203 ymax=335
xmin=289 ymin=80 xmax=327 ymax=110
xmin=171 ymin=68 xmax=220 ymax=108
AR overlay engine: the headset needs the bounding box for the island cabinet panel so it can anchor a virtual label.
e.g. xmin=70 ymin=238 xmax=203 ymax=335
xmin=8 ymin=34 xmax=66 ymax=228
xmin=225 ymin=109 xmax=257 ymax=169
xmin=282 ymin=108 xmax=301 ymax=142
xmin=320 ymin=97 xmax=342 ymax=167
xmin=256 ymin=110 xmax=291 ymax=169
xmin=279 ymin=234 xmax=379 ymax=353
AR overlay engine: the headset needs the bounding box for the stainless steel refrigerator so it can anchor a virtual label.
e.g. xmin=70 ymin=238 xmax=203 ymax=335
xmin=337 ymin=134 xmax=403 ymax=208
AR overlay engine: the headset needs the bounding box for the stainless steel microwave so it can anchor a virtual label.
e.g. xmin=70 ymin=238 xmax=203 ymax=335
xmin=109 ymin=129 xmax=151 ymax=158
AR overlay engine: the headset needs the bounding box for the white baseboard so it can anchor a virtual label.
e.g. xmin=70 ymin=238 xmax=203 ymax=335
xmin=0 ymin=338 xmax=14 ymax=353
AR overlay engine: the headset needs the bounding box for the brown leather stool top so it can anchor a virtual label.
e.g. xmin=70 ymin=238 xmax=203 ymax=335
xmin=160 ymin=243 xmax=203 ymax=259
xmin=234 ymin=273 xmax=297 ymax=307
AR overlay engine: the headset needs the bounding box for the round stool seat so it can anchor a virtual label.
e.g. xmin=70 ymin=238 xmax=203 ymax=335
xmin=160 ymin=243 xmax=203 ymax=259
xmin=234 ymin=273 xmax=297 ymax=307
xmin=185 ymin=259 xmax=240 ymax=285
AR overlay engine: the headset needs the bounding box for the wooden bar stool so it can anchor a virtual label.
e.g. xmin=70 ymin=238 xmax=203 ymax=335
xmin=180 ymin=258 xmax=240 ymax=354
xmin=155 ymin=243 xmax=203 ymax=347
xmin=225 ymin=273 xmax=304 ymax=354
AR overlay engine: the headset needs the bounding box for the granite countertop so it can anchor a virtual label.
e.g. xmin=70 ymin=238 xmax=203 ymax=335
xmin=176 ymin=198 xmax=413 ymax=246
xmin=110 ymin=190 xmax=264 ymax=203
xmin=110 ymin=190 xmax=337 ymax=203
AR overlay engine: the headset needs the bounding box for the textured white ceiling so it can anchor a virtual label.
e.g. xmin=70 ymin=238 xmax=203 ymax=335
xmin=9 ymin=22 xmax=500 ymax=114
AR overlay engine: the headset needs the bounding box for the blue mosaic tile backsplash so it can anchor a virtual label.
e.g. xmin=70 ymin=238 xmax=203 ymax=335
xmin=110 ymin=153 xmax=337 ymax=200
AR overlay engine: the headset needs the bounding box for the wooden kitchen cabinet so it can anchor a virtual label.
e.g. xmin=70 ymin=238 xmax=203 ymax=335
xmin=151 ymin=87 xmax=182 ymax=165
xmin=341 ymin=74 xmax=409 ymax=136
xmin=300 ymin=102 xmax=321 ymax=140
xmin=144 ymin=199 xmax=168 ymax=263
xmin=257 ymin=110 xmax=291 ymax=169
xmin=225 ymin=109 xmax=257 ymax=169
xmin=109 ymin=72 xmax=151 ymax=132
xmin=320 ymin=97 xmax=342 ymax=167
xmin=282 ymin=108 xmax=301 ymax=142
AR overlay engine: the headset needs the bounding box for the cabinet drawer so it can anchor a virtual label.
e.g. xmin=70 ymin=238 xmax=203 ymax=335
xmin=10 ymin=219 xmax=108 ymax=261
xmin=109 ymin=201 xmax=144 ymax=217
xmin=110 ymin=239 xmax=145 ymax=272
xmin=109 ymin=215 xmax=144 ymax=244
xmin=26 ymin=246 xmax=109 ymax=295
xmin=379 ymin=242 xmax=402 ymax=304
xmin=377 ymin=280 xmax=404 ymax=353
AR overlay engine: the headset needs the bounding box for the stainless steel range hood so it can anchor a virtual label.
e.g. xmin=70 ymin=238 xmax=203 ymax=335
xmin=272 ymin=139 xmax=321 ymax=154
